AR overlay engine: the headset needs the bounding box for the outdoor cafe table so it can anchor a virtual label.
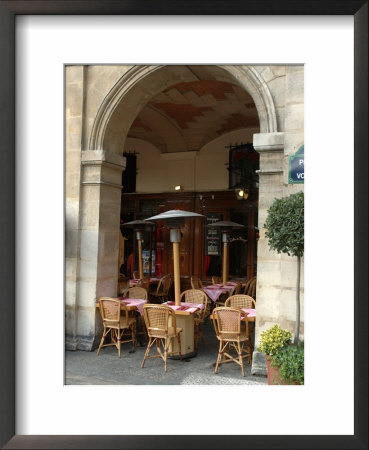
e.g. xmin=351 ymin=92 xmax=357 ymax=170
xmin=202 ymin=282 xmax=237 ymax=303
xmin=129 ymin=276 xmax=162 ymax=287
xmin=162 ymin=301 xmax=204 ymax=358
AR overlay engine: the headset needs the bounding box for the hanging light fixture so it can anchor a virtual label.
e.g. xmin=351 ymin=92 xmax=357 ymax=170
xmin=235 ymin=187 xmax=249 ymax=200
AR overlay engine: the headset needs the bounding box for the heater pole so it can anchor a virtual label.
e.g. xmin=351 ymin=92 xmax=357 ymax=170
xmin=222 ymin=233 xmax=229 ymax=285
xmin=138 ymin=239 xmax=143 ymax=279
xmin=173 ymin=241 xmax=181 ymax=305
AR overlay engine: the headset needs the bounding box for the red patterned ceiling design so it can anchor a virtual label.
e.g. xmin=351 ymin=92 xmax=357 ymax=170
xmin=217 ymin=114 xmax=259 ymax=134
xmin=166 ymin=80 xmax=237 ymax=100
xmin=131 ymin=118 xmax=152 ymax=131
xmin=151 ymin=102 xmax=213 ymax=129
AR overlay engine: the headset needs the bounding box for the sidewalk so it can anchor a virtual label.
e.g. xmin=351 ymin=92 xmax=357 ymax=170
xmin=65 ymin=319 xmax=267 ymax=385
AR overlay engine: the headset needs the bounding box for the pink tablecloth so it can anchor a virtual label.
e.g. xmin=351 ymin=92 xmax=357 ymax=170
xmin=164 ymin=302 xmax=202 ymax=314
xmin=119 ymin=298 xmax=147 ymax=316
xmin=203 ymin=283 xmax=235 ymax=302
xmin=130 ymin=277 xmax=162 ymax=287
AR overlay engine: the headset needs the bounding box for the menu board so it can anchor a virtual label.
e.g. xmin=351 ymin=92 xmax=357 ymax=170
xmin=205 ymin=213 xmax=222 ymax=256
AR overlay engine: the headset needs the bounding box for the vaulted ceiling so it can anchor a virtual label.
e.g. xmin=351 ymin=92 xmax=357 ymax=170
xmin=126 ymin=66 xmax=259 ymax=153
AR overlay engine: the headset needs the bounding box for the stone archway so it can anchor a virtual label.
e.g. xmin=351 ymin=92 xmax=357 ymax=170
xmin=89 ymin=65 xmax=278 ymax=154
xmin=71 ymin=65 xmax=281 ymax=352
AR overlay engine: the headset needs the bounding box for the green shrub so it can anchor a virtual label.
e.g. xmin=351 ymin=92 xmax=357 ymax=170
xmin=258 ymin=324 xmax=292 ymax=356
xmin=271 ymin=342 xmax=304 ymax=385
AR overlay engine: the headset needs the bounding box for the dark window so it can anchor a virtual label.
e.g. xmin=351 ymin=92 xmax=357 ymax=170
xmin=122 ymin=152 xmax=137 ymax=193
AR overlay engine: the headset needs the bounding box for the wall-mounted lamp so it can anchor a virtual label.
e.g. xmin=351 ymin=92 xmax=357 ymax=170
xmin=235 ymin=187 xmax=249 ymax=200
xmin=174 ymin=185 xmax=182 ymax=191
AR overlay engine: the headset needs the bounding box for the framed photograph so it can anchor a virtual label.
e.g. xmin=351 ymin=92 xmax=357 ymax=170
xmin=1 ymin=1 xmax=367 ymax=449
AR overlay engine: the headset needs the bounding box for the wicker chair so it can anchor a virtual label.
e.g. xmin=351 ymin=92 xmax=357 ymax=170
xmin=211 ymin=307 xmax=252 ymax=377
xmin=133 ymin=270 xmax=140 ymax=279
xmin=149 ymin=274 xmax=172 ymax=303
xmin=225 ymin=294 xmax=256 ymax=309
xmin=137 ymin=277 xmax=150 ymax=292
xmin=211 ymin=276 xmax=221 ymax=285
xmin=141 ymin=304 xmax=183 ymax=372
xmin=243 ymin=276 xmax=256 ymax=299
xmin=125 ymin=286 xmax=148 ymax=300
xmin=190 ymin=275 xmax=203 ymax=290
xmin=123 ymin=287 xmax=148 ymax=343
xmin=97 ymin=297 xmax=136 ymax=358
xmin=180 ymin=289 xmax=208 ymax=351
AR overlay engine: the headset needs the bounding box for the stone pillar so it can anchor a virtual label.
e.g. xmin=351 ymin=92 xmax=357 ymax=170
xmin=75 ymin=149 xmax=126 ymax=350
xmin=251 ymin=132 xmax=285 ymax=375
xmin=65 ymin=66 xmax=84 ymax=351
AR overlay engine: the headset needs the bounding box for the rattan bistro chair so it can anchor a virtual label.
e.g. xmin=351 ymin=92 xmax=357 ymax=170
xmin=137 ymin=277 xmax=150 ymax=292
xmin=225 ymin=294 xmax=256 ymax=309
xmin=97 ymin=297 xmax=136 ymax=358
xmin=180 ymin=289 xmax=208 ymax=351
xmin=149 ymin=274 xmax=172 ymax=303
xmin=125 ymin=286 xmax=148 ymax=300
xmin=211 ymin=276 xmax=221 ymax=285
xmin=141 ymin=304 xmax=183 ymax=372
xmin=190 ymin=276 xmax=203 ymax=290
xmin=211 ymin=307 xmax=252 ymax=377
xmin=243 ymin=276 xmax=256 ymax=299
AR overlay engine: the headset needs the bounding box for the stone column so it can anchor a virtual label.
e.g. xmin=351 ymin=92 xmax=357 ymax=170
xmin=251 ymin=131 xmax=285 ymax=375
xmin=76 ymin=150 xmax=126 ymax=350
xmin=65 ymin=66 xmax=84 ymax=351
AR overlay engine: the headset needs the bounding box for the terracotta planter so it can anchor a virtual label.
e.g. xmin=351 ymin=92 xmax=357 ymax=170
xmin=266 ymin=356 xmax=300 ymax=385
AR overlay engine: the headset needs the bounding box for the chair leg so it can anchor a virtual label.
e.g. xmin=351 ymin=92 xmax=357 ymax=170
xmin=141 ymin=337 xmax=154 ymax=368
xmin=177 ymin=334 xmax=182 ymax=360
xmin=96 ymin=328 xmax=107 ymax=355
xmin=215 ymin=340 xmax=223 ymax=374
xmin=164 ymin=337 xmax=169 ymax=372
xmin=238 ymin=341 xmax=245 ymax=377
xmin=117 ymin=330 xmax=121 ymax=358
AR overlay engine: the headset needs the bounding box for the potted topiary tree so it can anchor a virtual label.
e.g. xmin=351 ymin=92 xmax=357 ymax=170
xmin=264 ymin=191 xmax=304 ymax=344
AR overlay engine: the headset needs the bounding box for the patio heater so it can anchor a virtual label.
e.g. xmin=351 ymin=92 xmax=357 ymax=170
xmin=145 ymin=210 xmax=205 ymax=306
xmin=122 ymin=220 xmax=155 ymax=279
xmin=207 ymin=220 xmax=245 ymax=285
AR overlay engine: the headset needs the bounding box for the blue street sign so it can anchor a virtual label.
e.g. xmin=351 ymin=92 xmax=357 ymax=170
xmin=288 ymin=145 xmax=304 ymax=184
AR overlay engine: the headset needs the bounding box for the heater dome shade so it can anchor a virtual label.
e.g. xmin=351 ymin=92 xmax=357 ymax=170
xmin=207 ymin=220 xmax=245 ymax=231
xmin=121 ymin=220 xmax=155 ymax=229
xmin=145 ymin=209 xmax=205 ymax=222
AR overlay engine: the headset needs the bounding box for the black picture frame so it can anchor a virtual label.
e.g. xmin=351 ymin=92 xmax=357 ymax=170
xmin=0 ymin=1 xmax=367 ymax=449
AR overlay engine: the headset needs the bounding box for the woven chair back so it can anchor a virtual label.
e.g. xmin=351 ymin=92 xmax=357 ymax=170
xmin=180 ymin=289 xmax=208 ymax=320
xmin=155 ymin=274 xmax=172 ymax=295
xmin=133 ymin=270 xmax=140 ymax=279
xmin=211 ymin=276 xmax=221 ymax=285
xmin=243 ymin=277 xmax=256 ymax=297
xmin=125 ymin=286 xmax=148 ymax=300
xmin=99 ymin=297 xmax=121 ymax=329
xmin=137 ymin=277 xmax=150 ymax=291
xmin=225 ymin=294 xmax=256 ymax=309
xmin=228 ymin=282 xmax=243 ymax=297
xmin=143 ymin=304 xmax=176 ymax=338
xmin=190 ymin=276 xmax=203 ymax=289
xmin=213 ymin=307 xmax=246 ymax=341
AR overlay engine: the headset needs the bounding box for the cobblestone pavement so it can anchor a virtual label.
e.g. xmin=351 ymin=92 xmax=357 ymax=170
xmin=65 ymin=319 xmax=267 ymax=385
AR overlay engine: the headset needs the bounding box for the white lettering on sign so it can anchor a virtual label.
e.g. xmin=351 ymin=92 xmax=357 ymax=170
xmin=296 ymin=173 xmax=304 ymax=179
xmin=299 ymin=159 xmax=304 ymax=166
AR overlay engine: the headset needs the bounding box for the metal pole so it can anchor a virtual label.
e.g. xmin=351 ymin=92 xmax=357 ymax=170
xmin=170 ymin=229 xmax=181 ymax=306
xmin=222 ymin=233 xmax=228 ymax=285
